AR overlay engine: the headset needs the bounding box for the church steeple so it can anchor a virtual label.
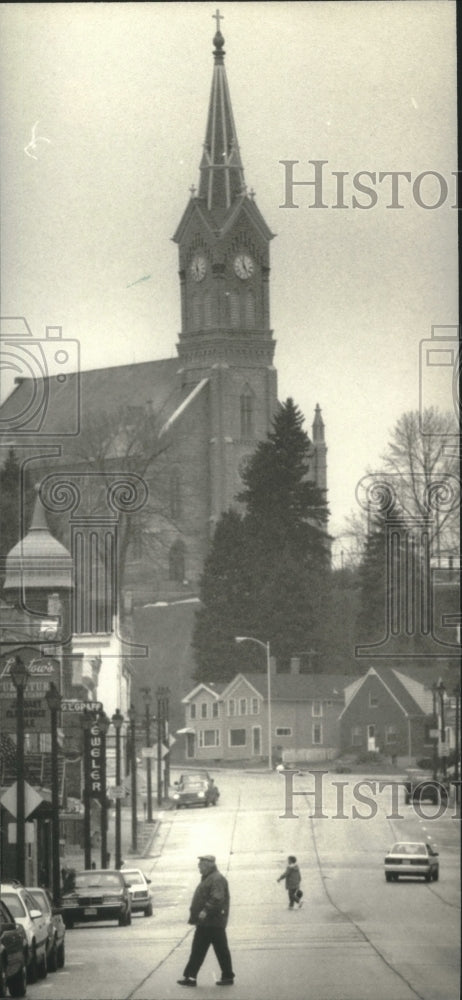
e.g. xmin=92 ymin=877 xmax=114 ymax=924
xmin=198 ymin=13 xmax=246 ymax=217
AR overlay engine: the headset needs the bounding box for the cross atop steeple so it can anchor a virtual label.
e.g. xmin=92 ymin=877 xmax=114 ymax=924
xmin=213 ymin=9 xmax=224 ymax=32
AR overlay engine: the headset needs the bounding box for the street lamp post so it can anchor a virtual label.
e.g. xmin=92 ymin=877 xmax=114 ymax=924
xmin=235 ymin=637 xmax=272 ymax=770
xmin=454 ymin=686 xmax=460 ymax=805
xmin=140 ymin=688 xmax=153 ymax=823
xmin=11 ymin=656 xmax=28 ymax=885
xmin=437 ymin=681 xmax=447 ymax=778
xmin=111 ymin=710 xmax=124 ymax=869
xmin=128 ymin=706 xmax=137 ymax=853
xmin=98 ymin=712 xmax=110 ymax=868
xmin=156 ymin=687 xmax=170 ymax=805
xmin=45 ymin=682 xmax=61 ymax=904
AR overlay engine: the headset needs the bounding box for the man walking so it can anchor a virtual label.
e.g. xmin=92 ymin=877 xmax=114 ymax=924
xmin=277 ymin=855 xmax=303 ymax=909
xmin=178 ymin=854 xmax=235 ymax=988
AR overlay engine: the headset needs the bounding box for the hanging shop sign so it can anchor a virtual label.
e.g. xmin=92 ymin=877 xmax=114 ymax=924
xmin=0 ymin=647 xmax=60 ymax=733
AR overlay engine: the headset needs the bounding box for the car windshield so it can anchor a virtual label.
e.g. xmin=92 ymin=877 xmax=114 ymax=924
xmin=390 ymin=843 xmax=426 ymax=855
xmin=75 ymin=872 xmax=122 ymax=888
xmin=182 ymin=779 xmax=206 ymax=788
xmin=123 ymin=872 xmax=144 ymax=884
xmin=28 ymin=890 xmax=50 ymax=911
xmin=1 ymin=894 xmax=26 ymax=918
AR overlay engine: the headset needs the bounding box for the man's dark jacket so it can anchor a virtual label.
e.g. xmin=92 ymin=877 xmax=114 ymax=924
xmin=188 ymin=866 xmax=230 ymax=928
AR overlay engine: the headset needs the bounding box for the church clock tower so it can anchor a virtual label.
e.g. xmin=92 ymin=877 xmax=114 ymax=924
xmin=172 ymin=15 xmax=278 ymax=525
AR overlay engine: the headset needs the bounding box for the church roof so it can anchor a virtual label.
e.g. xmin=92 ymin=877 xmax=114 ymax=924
xmin=0 ymin=358 xmax=182 ymax=441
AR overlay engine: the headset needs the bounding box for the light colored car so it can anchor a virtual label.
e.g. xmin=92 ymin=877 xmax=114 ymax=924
xmin=26 ymin=887 xmax=65 ymax=971
xmin=121 ymin=868 xmax=153 ymax=917
xmin=384 ymin=841 xmax=439 ymax=882
xmin=0 ymin=882 xmax=48 ymax=984
xmin=61 ymin=869 xmax=131 ymax=928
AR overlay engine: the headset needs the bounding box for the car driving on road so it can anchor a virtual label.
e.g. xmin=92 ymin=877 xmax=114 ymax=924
xmin=384 ymin=841 xmax=439 ymax=882
xmin=60 ymin=869 xmax=131 ymax=928
xmin=120 ymin=868 xmax=153 ymax=917
xmin=172 ymin=775 xmax=220 ymax=808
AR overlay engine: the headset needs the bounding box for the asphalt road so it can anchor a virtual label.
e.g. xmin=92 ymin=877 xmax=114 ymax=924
xmin=26 ymin=768 xmax=460 ymax=1000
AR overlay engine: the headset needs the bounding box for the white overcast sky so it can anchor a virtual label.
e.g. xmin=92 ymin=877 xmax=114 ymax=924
xmin=0 ymin=1 xmax=458 ymax=560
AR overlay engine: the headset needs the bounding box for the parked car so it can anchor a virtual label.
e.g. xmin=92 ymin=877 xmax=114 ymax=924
xmin=120 ymin=868 xmax=153 ymax=917
xmin=60 ymin=869 xmax=131 ymax=928
xmin=0 ymin=883 xmax=48 ymax=984
xmin=384 ymin=841 xmax=439 ymax=882
xmin=172 ymin=775 xmax=219 ymax=808
xmin=0 ymin=897 xmax=27 ymax=997
xmin=403 ymin=771 xmax=449 ymax=804
xmin=26 ymin=888 xmax=65 ymax=972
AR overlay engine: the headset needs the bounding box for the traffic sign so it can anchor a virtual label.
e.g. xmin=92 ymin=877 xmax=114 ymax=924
xmin=168 ymin=734 xmax=176 ymax=748
xmin=61 ymin=700 xmax=103 ymax=713
xmin=0 ymin=781 xmax=43 ymax=819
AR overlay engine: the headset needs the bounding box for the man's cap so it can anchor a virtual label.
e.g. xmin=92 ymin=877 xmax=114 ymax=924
xmin=198 ymin=854 xmax=216 ymax=863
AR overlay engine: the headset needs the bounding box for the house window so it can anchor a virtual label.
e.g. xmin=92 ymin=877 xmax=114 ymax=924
xmin=240 ymin=390 xmax=254 ymax=439
xmin=385 ymin=725 xmax=398 ymax=744
xmin=229 ymin=729 xmax=246 ymax=747
xmin=276 ymin=727 xmax=292 ymax=737
xmin=239 ymin=698 xmax=247 ymax=715
xmin=312 ymin=702 xmax=322 ymax=717
xmin=199 ymin=730 xmax=220 ymax=748
xmin=251 ymin=698 xmax=259 ymax=715
xmin=201 ymin=703 xmax=208 ymax=719
xmin=351 ymin=726 xmax=362 ymax=747
xmin=312 ymin=723 xmax=323 ymax=745
xmin=38 ymin=733 xmax=51 ymax=752
xmin=369 ymin=693 xmax=379 ymax=708
xmin=212 ymin=702 xmax=219 ymax=718
xmin=227 ymin=699 xmax=236 ymax=716
xmin=170 ymin=469 xmax=181 ymax=520
xmin=190 ymin=703 xmax=196 ymax=720
xmin=169 ymin=540 xmax=185 ymax=582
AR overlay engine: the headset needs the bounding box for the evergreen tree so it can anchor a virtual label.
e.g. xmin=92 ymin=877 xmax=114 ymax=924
xmin=192 ymin=399 xmax=330 ymax=681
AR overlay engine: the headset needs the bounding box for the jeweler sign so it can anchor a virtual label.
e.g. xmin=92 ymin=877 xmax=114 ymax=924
xmin=0 ymin=647 xmax=60 ymax=733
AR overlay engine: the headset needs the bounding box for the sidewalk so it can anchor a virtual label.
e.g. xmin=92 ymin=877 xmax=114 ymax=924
xmin=61 ymin=803 xmax=168 ymax=872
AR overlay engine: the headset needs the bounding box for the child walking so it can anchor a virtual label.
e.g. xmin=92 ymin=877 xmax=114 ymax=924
xmin=277 ymin=855 xmax=303 ymax=909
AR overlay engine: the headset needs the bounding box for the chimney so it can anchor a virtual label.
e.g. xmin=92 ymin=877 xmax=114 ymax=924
xmin=290 ymin=657 xmax=301 ymax=675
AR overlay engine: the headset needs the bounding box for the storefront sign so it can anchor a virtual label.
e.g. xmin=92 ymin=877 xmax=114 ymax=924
xmin=0 ymin=647 xmax=60 ymax=733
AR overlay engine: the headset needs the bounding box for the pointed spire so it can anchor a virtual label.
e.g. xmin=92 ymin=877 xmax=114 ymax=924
xmin=197 ymin=11 xmax=246 ymax=216
xmin=312 ymin=404 xmax=325 ymax=442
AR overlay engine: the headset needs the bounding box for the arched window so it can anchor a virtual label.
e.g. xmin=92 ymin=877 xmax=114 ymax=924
xmin=203 ymin=291 xmax=212 ymax=328
xmin=227 ymin=291 xmax=240 ymax=328
xmin=191 ymin=295 xmax=202 ymax=331
xmin=240 ymin=387 xmax=254 ymax=439
xmin=244 ymin=289 xmax=255 ymax=327
xmin=169 ymin=540 xmax=185 ymax=582
xmin=170 ymin=468 xmax=181 ymax=520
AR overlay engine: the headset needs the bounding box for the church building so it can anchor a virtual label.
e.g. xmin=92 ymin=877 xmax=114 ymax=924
xmin=0 ymin=21 xmax=327 ymax=615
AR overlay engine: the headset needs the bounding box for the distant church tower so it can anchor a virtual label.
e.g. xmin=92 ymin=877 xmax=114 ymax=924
xmin=172 ymin=20 xmax=278 ymax=529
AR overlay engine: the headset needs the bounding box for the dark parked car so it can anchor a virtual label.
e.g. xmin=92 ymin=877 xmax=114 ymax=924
xmin=26 ymin=888 xmax=65 ymax=971
xmin=403 ymin=771 xmax=449 ymax=804
xmin=172 ymin=775 xmax=220 ymax=808
xmin=384 ymin=841 xmax=439 ymax=882
xmin=0 ymin=897 xmax=27 ymax=997
xmin=60 ymin=870 xmax=131 ymax=928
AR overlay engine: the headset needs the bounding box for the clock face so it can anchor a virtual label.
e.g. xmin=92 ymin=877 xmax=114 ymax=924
xmin=190 ymin=255 xmax=207 ymax=282
xmin=233 ymin=253 xmax=254 ymax=280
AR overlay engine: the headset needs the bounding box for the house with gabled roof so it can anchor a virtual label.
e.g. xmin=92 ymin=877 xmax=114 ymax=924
xmin=338 ymin=665 xmax=452 ymax=761
xmin=179 ymin=662 xmax=349 ymax=763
